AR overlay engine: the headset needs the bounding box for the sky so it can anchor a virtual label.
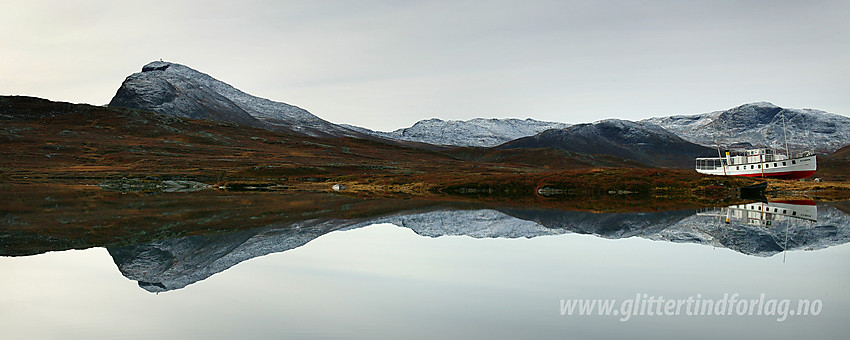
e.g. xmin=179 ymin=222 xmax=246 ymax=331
xmin=2 ymin=0 xmax=848 ymax=131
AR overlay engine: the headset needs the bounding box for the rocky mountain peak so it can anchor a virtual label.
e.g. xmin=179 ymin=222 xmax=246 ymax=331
xmin=644 ymin=102 xmax=850 ymax=153
xmin=109 ymin=61 xmax=359 ymax=137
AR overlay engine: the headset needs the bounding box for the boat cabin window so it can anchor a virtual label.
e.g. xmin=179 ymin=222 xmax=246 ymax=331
xmin=765 ymin=164 xmax=769 ymax=168
xmin=792 ymin=160 xmax=796 ymax=164
xmin=774 ymin=163 xmax=777 ymax=167
xmin=783 ymin=162 xmax=787 ymax=166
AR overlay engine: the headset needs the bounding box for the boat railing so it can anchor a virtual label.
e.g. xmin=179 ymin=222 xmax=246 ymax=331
xmin=762 ymin=148 xmax=816 ymax=160
xmin=695 ymin=157 xmax=725 ymax=170
xmin=701 ymin=147 xmax=813 ymax=167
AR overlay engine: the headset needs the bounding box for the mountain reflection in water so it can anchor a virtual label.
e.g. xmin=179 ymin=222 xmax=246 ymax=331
xmin=105 ymin=200 xmax=849 ymax=293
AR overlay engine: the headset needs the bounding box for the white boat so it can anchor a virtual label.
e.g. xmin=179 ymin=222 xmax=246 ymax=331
xmin=695 ymin=148 xmax=817 ymax=180
xmin=695 ymin=114 xmax=817 ymax=180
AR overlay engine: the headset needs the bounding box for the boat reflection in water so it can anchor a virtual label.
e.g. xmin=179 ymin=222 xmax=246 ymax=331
xmin=698 ymin=199 xmax=818 ymax=226
xmin=696 ymin=199 xmax=822 ymax=262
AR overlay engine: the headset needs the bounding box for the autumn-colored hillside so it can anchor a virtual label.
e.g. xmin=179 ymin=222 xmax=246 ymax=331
xmin=2 ymin=96 xmax=847 ymax=205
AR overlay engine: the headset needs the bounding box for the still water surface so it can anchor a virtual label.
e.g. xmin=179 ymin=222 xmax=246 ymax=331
xmin=1 ymin=191 xmax=849 ymax=339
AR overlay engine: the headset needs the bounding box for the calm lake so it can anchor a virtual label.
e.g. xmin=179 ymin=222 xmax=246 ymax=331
xmin=1 ymin=185 xmax=848 ymax=339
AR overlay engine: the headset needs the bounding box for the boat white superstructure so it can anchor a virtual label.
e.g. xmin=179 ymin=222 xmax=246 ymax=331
xmin=695 ymin=148 xmax=817 ymax=180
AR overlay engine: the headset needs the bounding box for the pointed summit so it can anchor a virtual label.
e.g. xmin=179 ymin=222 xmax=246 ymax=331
xmin=109 ymin=61 xmax=260 ymax=127
xmin=109 ymin=61 xmax=359 ymax=137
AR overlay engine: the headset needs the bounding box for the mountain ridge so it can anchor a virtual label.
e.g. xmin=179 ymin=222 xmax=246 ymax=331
xmin=643 ymin=102 xmax=850 ymax=153
xmin=105 ymin=61 xmax=848 ymax=153
xmin=349 ymin=102 xmax=848 ymax=153
xmin=346 ymin=117 xmax=571 ymax=148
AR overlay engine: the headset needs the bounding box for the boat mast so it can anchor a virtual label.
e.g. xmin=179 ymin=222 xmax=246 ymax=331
xmin=782 ymin=114 xmax=790 ymax=158
xmin=783 ymin=221 xmax=789 ymax=263
xmin=715 ymin=142 xmax=727 ymax=175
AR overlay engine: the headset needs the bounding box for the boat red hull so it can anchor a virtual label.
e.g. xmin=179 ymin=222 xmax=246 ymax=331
xmin=733 ymin=170 xmax=816 ymax=180
xmin=771 ymin=199 xmax=816 ymax=206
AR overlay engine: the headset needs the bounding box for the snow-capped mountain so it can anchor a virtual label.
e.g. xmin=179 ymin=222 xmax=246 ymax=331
xmin=498 ymin=119 xmax=713 ymax=167
xmin=109 ymin=61 xmax=361 ymax=137
xmin=643 ymin=102 xmax=850 ymax=154
xmin=352 ymin=102 xmax=848 ymax=153
xmin=108 ymin=203 xmax=850 ymax=292
xmin=346 ymin=118 xmax=571 ymax=147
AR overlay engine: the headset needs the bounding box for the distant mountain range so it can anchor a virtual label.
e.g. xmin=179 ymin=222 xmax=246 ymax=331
xmin=103 ymin=60 xmax=849 ymax=168
xmin=107 ymin=61 xmax=849 ymax=158
xmin=344 ymin=118 xmax=570 ymax=148
xmin=349 ymin=103 xmax=849 ymax=154
xmin=352 ymin=104 xmax=850 ymax=167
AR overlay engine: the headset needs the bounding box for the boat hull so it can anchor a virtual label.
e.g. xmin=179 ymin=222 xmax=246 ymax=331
xmin=696 ymin=155 xmax=817 ymax=180
xmin=735 ymin=170 xmax=816 ymax=180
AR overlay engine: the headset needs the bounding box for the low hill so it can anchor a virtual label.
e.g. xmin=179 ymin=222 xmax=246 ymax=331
xmin=498 ymin=119 xmax=713 ymax=168
xmin=816 ymin=145 xmax=850 ymax=181
xmin=445 ymin=147 xmax=646 ymax=170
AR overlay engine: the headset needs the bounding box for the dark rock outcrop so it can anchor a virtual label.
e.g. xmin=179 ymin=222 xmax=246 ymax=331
xmin=498 ymin=119 xmax=713 ymax=168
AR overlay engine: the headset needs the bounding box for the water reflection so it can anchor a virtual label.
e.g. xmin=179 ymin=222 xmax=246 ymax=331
xmin=2 ymin=183 xmax=849 ymax=293
xmin=3 ymin=185 xmax=849 ymax=339
xmin=101 ymin=200 xmax=850 ymax=292
xmin=699 ymin=199 xmax=818 ymax=225
xmin=108 ymin=220 xmax=343 ymax=292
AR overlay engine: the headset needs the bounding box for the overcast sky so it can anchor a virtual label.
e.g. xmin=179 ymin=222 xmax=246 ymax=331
xmin=2 ymin=0 xmax=848 ymax=131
